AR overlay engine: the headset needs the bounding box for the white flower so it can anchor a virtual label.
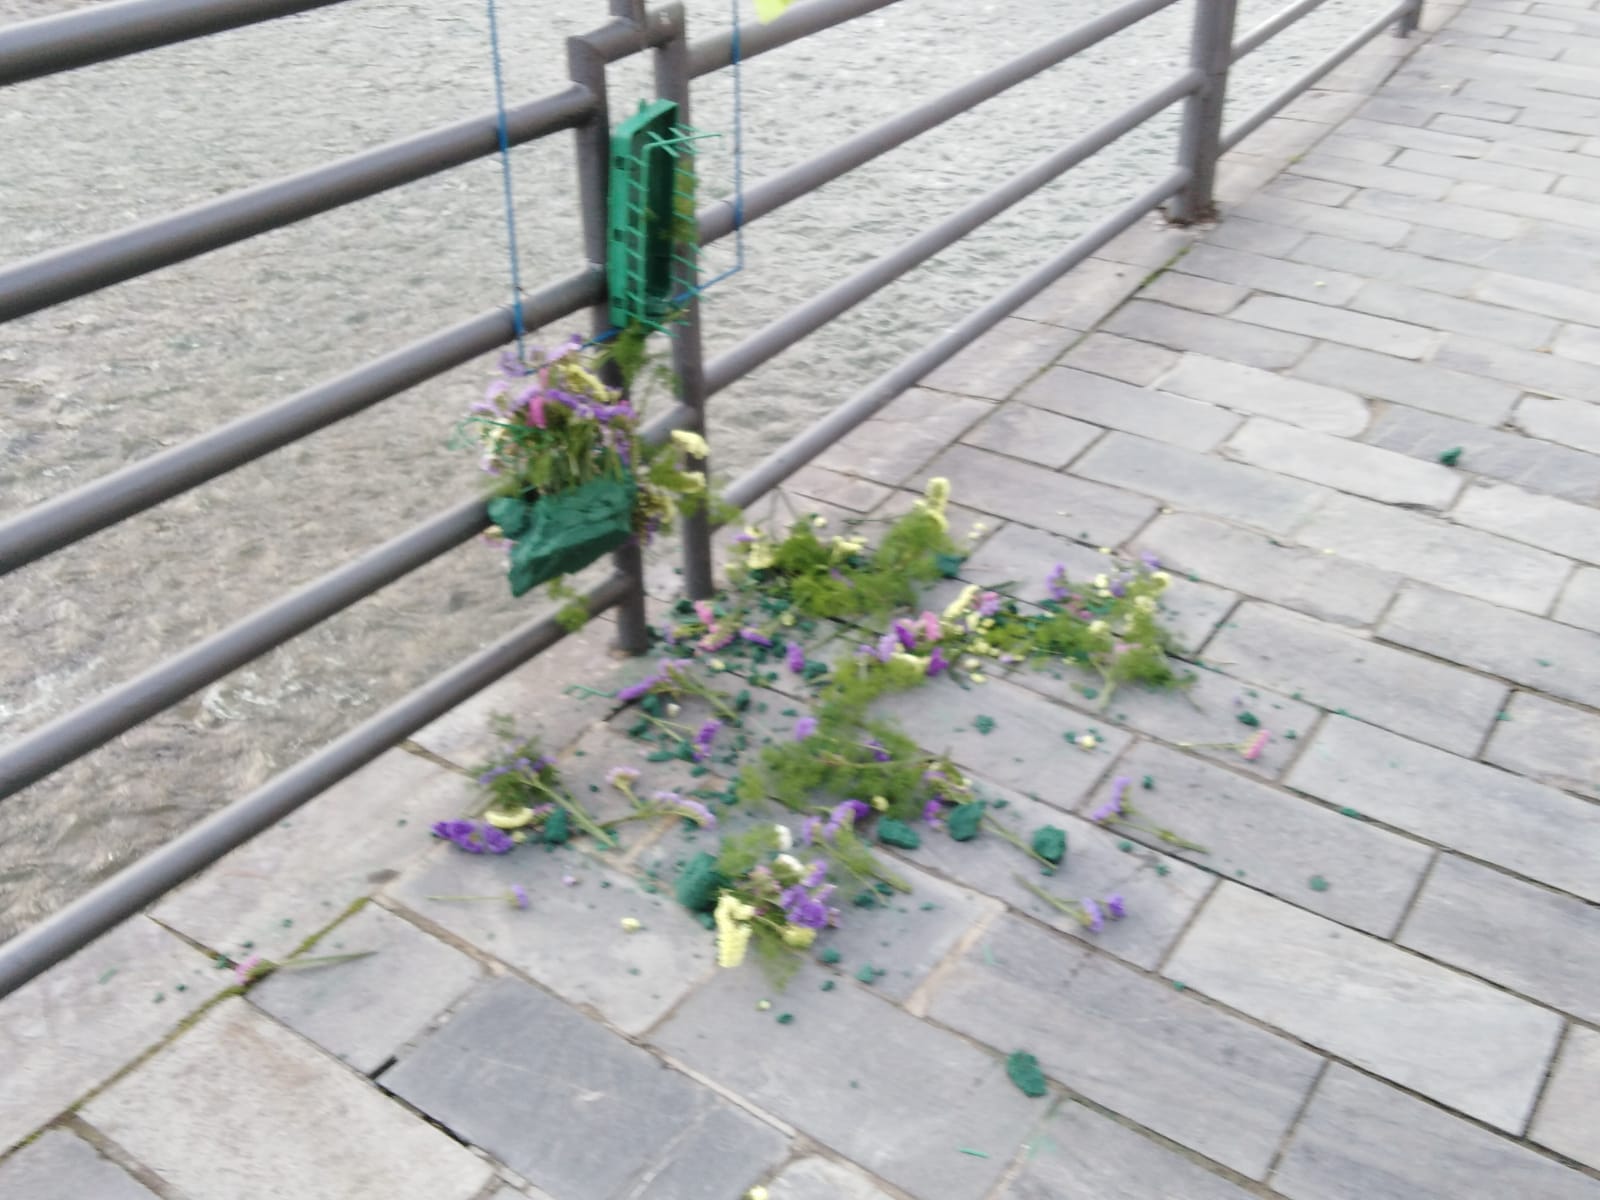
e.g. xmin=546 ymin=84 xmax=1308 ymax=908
xmin=774 ymin=853 xmax=803 ymax=875
xmin=774 ymin=824 xmax=793 ymax=851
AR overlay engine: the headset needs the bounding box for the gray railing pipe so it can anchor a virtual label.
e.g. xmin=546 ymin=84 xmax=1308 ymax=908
xmin=688 ymin=0 xmax=901 ymax=77
xmin=0 ymin=0 xmax=354 ymax=86
xmin=0 ymin=571 xmax=630 ymax=1000
xmin=0 ymin=85 xmax=593 ymax=325
xmin=0 ymin=269 xmax=600 ymax=577
xmin=1222 ymin=0 xmax=1410 ymax=152
xmin=724 ymin=168 xmax=1191 ymax=510
xmin=0 ymin=501 xmax=488 ymax=802
xmin=1171 ymin=0 xmax=1241 ymax=224
xmin=696 ymin=0 xmax=1184 ymax=246
xmin=703 ymin=69 xmax=1201 ymax=395
xmin=1232 ymin=0 xmax=1332 ymax=60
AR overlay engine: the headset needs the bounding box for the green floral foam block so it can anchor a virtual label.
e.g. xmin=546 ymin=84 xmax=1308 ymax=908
xmin=495 ymin=474 xmax=637 ymax=597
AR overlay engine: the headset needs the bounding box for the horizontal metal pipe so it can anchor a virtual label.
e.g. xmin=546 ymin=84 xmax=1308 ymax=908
xmin=0 ymin=570 xmax=629 ymax=999
xmin=697 ymin=0 xmax=1184 ymax=245
xmin=1222 ymin=0 xmax=1408 ymax=151
xmin=1231 ymin=0 xmax=1333 ymax=60
xmin=688 ymin=0 xmax=902 ymax=77
xmin=0 ymin=85 xmax=593 ymax=324
xmin=724 ymin=168 xmax=1190 ymax=510
xmin=0 ymin=269 xmax=600 ymax=577
xmin=0 ymin=500 xmax=489 ymax=802
xmin=704 ymin=69 xmax=1201 ymax=395
xmin=0 ymin=0 xmax=352 ymax=86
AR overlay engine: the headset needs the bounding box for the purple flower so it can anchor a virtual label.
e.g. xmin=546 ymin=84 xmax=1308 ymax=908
xmin=1110 ymin=574 xmax=1129 ymax=598
xmin=823 ymin=799 xmax=869 ymax=838
xmin=432 ymin=820 xmax=513 ymax=855
xmin=922 ymin=798 xmax=945 ymax=826
xmin=740 ymin=628 xmax=773 ymax=647
xmin=800 ymin=815 xmax=821 ymax=846
xmin=803 ymin=860 xmax=829 ymax=888
xmin=671 ymin=797 xmax=718 ymax=829
xmin=876 ymin=633 xmax=898 ymax=662
xmin=793 ymin=716 xmax=819 ymax=740
xmin=476 ymin=764 xmax=510 ymax=786
xmin=1089 ymin=776 xmax=1131 ymax=823
xmin=1140 ymin=551 xmax=1161 ymax=570
xmin=864 ymin=738 xmax=892 ymax=763
xmin=511 ymin=885 xmax=530 ymax=910
xmin=926 ymin=647 xmax=950 ymax=677
xmin=976 ymin=591 xmax=1001 ymax=617
xmin=785 ymin=643 xmax=806 ymax=674
xmin=1047 ymin=563 xmax=1070 ymax=602
xmin=606 ymin=765 xmax=640 ymax=789
xmin=892 ymin=621 xmax=917 ymax=651
xmin=1082 ymin=897 xmax=1105 ymax=933
xmin=693 ymin=718 xmax=723 ymax=760
xmin=782 ymin=886 xmax=832 ymax=930
xmin=1106 ymin=894 xmax=1126 ymax=920
xmin=616 ymin=676 xmax=659 ymax=703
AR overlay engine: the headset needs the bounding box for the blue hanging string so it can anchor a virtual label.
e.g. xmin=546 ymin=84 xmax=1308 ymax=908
xmin=485 ymin=0 xmax=527 ymax=360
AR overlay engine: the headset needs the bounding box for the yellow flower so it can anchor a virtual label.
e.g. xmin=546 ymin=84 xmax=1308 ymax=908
xmin=1135 ymin=595 xmax=1157 ymax=613
xmin=943 ymin=584 xmax=979 ymax=621
xmin=671 ymin=429 xmax=710 ymax=459
xmin=1152 ymin=570 xmax=1172 ymax=588
xmin=972 ymin=639 xmax=992 ymax=654
xmin=1088 ymin=620 xmax=1109 ymax=636
xmin=714 ymin=894 xmax=754 ymax=968
xmin=1077 ymin=734 xmax=1098 ymax=749
xmin=812 ymin=514 xmax=828 ymax=528
xmin=620 ymin=917 xmax=642 ymax=933
xmin=746 ymin=1188 xmax=771 ymax=1200
xmin=870 ymin=795 xmax=889 ymax=812
xmin=484 ymin=806 xmax=535 ymax=829
xmin=924 ymin=476 xmax=951 ymax=511
xmin=962 ymin=656 xmax=982 ymax=671
xmin=970 ymin=672 xmax=987 ymax=684
xmin=1093 ymin=574 xmax=1110 ymax=591
xmin=678 ymin=470 xmax=706 ymax=494
xmin=778 ymin=610 xmax=796 ymax=626
xmin=782 ymin=926 xmax=817 ymax=948
xmin=749 ymin=544 xmax=776 ymax=569
xmin=756 ymin=999 xmax=772 ymax=1011
xmin=708 ymin=658 xmax=726 ymax=671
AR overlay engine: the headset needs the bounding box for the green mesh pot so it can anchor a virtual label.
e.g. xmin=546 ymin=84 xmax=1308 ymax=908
xmin=489 ymin=474 xmax=637 ymax=597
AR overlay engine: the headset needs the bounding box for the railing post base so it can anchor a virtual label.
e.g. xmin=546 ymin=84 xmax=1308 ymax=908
xmin=1169 ymin=0 xmax=1240 ymax=225
xmin=1394 ymin=0 xmax=1422 ymax=36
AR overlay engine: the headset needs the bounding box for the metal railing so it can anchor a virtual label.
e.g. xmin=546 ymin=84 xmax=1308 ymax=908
xmin=0 ymin=0 xmax=1423 ymax=996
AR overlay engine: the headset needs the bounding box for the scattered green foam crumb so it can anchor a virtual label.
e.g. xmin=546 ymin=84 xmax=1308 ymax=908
xmin=946 ymin=803 xmax=985 ymax=842
xmin=820 ymin=980 xmax=835 ymax=991
xmin=1236 ymin=711 xmax=1260 ymax=727
xmin=1172 ymin=980 xmax=1186 ymax=991
xmin=1141 ymin=775 xmax=1154 ymax=790
xmin=1309 ymin=875 xmax=1330 ymax=892
xmin=820 ymin=947 xmax=842 ymax=964
xmin=1006 ymin=1051 xmax=1049 ymax=1098
xmin=973 ymin=714 xmax=996 ymax=735
xmin=776 ymin=1013 xmax=794 ymax=1025
xmin=1339 ymin=806 xmax=1362 ymax=819
xmin=1117 ymin=840 xmax=1133 ymax=853
xmin=855 ymin=964 xmax=880 ymax=985
xmin=1155 ymin=864 xmax=1169 ymax=876
xmin=1438 ymin=446 xmax=1463 ymax=466
xmin=958 ymin=1148 xmax=990 ymax=1159
xmin=1030 ymin=826 xmax=1067 ymax=865
xmin=877 ymin=818 xmax=921 ymax=850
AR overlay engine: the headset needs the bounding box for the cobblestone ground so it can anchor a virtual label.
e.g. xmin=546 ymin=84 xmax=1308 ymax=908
xmin=6 ymin=1 xmax=1600 ymax=1196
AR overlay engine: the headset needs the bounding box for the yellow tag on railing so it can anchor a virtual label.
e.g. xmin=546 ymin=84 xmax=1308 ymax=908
xmin=754 ymin=0 xmax=798 ymax=22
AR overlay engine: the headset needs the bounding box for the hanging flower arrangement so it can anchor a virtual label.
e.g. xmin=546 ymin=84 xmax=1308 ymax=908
xmin=462 ymin=331 xmax=711 ymax=597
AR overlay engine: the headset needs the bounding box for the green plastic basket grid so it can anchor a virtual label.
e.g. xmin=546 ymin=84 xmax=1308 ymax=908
xmin=606 ymin=99 xmax=718 ymax=332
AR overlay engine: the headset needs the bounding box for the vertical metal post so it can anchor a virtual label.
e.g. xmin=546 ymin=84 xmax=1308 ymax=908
xmin=1169 ymin=0 xmax=1239 ymax=225
xmin=569 ymin=33 xmax=651 ymax=653
xmin=654 ymin=3 xmax=716 ymax=600
xmin=1395 ymin=0 xmax=1422 ymax=37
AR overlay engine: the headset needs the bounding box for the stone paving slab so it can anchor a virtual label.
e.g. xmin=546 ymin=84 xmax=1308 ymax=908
xmin=85 ymin=998 xmax=493 ymax=1200
xmin=1398 ymin=852 xmax=1600 ymax=1022
xmin=999 ymin=1100 xmax=1257 ymax=1200
xmin=1534 ymin=1025 xmax=1600 ymax=1172
xmin=926 ymin=912 xmax=1323 ymax=1178
xmin=0 ymin=914 xmax=226 ymax=1154
xmin=1483 ymin=689 xmax=1600 ymax=800
xmin=1086 ymin=741 xmax=1434 ymax=937
xmin=1205 ymin=601 xmax=1507 ymax=756
xmin=1273 ymin=1065 xmax=1600 ymax=1200
xmin=765 ymin=1156 xmax=896 ymax=1200
xmin=1166 ymin=883 xmax=1562 ymax=1132
xmin=249 ymin=901 xmax=484 ymax=1074
xmin=1288 ymin=712 xmax=1600 ymax=901
xmin=383 ymin=977 xmax=785 ymax=1200
xmin=652 ymin=962 xmax=1043 ymax=1200
xmin=389 ymin=845 xmax=713 ymax=1037
xmin=0 ymin=1128 xmax=158 ymax=1200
